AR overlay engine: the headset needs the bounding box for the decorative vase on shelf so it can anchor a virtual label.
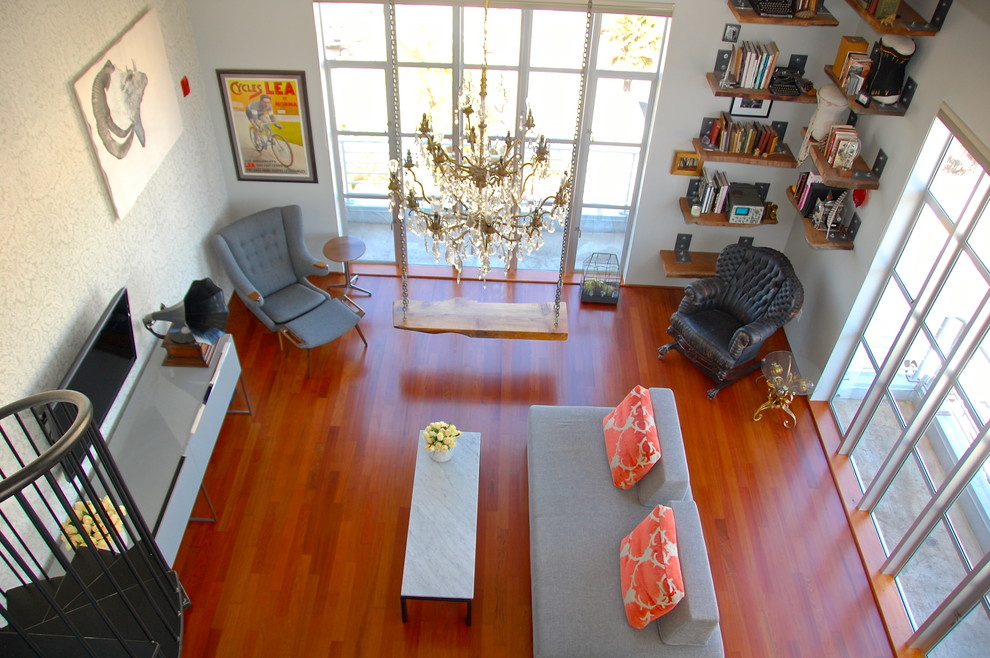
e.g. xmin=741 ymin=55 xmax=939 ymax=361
xmin=422 ymin=421 xmax=461 ymax=464
xmin=430 ymin=449 xmax=453 ymax=463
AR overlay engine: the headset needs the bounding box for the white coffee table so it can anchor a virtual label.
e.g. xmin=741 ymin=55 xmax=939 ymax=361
xmin=400 ymin=431 xmax=481 ymax=625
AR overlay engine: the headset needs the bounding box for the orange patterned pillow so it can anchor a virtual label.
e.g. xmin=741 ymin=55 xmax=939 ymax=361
xmin=603 ymin=385 xmax=661 ymax=489
xmin=619 ymin=504 xmax=685 ymax=629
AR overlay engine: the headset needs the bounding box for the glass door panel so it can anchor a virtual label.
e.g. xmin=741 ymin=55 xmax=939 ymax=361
xmin=928 ymin=602 xmax=990 ymax=658
xmin=320 ymin=4 xmax=386 ymax=62
xmin=864 ymin=281 xmax=911 ymax=368
xmin=958 ymin=333 xmax=990 ymax=426
xmin=399 ymin=67 xmax=453 ymax=135
xmin=395 ymin=5 xmax=451 ymax=62
xmin=527 ymin=72 xmax=580 ymax=140
xmin=892 ymin=333 xmax=942 ymax=426
xmin=332 ymin=69 xmax=387 ymax=131
xmin=339 ymin=136 xmax=389 ymax=194
xmin=851 ymin=395 xmax=904 ymax=491
xmin=946 ymin=463 xmax=990 ymax=569
xmin=464 ymin=8 xmax=520 ymax=66
xmin=896 ymin=521 xmax=970 ymax=629
xmin=597 ymin=14 xmax=664 ymax=73
xmin=591 ymin=77 xmax=651 ymax=143
xmin=895 ymin=205 xmax=950 ymax=301
xmin=530 ymin=11 xmax=587 ymax=69
xmin=930 ymin=138 xmax=986 ymax=224
xmin=832 ymin=342 xmax=877 ymax=434
xmin=874 ymin=453 xmax=933 ymax=554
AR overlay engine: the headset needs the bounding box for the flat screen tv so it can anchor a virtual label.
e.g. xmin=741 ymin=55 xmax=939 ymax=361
xmin=56 ymin=288 xmax=138 ymax=430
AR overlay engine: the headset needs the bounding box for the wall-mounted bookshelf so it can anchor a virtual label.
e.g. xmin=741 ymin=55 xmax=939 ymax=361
xmin=842 ymin=0 xmax=951 ymax=36
xmin=693 ymin=138 xmax=797 ymax=168
xmin=822 ymin=66 xmax=909 ymax=116
xmin=706 ymin=72 xmax=817 ymax=104
xmin=726 ymin=0 xmax=839 ymax=26
xmin=802 ymin=132 xmax=880 ymax=189
xmin=786 ymin=193 xmax=855 ymax=250
xmin=660 ymin=250 xmax=719 ymax=278
xmin=678 ymin=197 xmax=778 ymax=227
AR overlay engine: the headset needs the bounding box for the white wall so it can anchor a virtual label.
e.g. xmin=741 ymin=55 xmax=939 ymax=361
xmin=785 ymin=0 xmax=990 ymax=395
xmin=186 ymin=0 xmax=341 ymax=258
xmin=179 ymin=0 xmax=990 ymax=394
xmin=0 ymin=0 xmax=229 ymax=415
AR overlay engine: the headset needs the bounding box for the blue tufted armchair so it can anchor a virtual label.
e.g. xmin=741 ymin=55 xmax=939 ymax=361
xmin=657 ymin=243 xmax=803 ymax=399
xmin=212 ymin=205 xmax=366 ymax=371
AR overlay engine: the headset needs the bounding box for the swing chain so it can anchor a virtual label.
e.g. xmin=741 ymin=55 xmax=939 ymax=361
xmin=556 ymin=0 xmax=593 ymax=328
xmin=387 ymin=0 xmax=409 ymax=321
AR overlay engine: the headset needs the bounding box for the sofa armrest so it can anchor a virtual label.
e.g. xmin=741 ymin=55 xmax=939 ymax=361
xmin=655 ymin=499 xmax=720 ymax=646
xmin=636 ymin=388 xmax=691 ymax=507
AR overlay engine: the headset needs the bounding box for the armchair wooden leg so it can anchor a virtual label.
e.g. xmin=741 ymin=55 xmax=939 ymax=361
xmin=354 ymin=324 xmax=368 ymax=347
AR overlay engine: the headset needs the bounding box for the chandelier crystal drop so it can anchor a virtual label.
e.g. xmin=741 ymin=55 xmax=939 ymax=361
xmin=388 ymin=4 xmax=573 ymax=281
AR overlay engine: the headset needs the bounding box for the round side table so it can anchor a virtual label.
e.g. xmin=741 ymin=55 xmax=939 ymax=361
xmin=323 ymin=236 xmax=371 ymax=296
xmin=753 ymin=351 xmax=816 ymax=428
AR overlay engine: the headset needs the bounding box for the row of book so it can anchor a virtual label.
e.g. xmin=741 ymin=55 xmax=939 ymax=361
xmin=791 ymin=172 xmax=844 ymax=217
xmin=838 ymin=51 xmax=872 ymax=96
xmin=704 ymin=112 xmax=780 ymax=157
xmin=722 ymin=41 xmax=781 ymax=90
xmin=695 ymin=168 xmax=731 ymax=215
xmin=855 ymin=0 xmax=901 ymax=20
xmin=822 ymin=125 xmax=861 ymax=170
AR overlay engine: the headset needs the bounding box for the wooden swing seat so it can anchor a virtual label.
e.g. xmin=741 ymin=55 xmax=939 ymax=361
xmin=392 ymin=298 xmax=568 ymax=340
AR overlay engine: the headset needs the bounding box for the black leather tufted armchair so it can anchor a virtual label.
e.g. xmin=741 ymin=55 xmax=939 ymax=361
xmin=658 ymin=243 xmax=804 ymax=399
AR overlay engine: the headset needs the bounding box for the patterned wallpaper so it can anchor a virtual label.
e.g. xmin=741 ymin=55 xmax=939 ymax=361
xmin=0 ymin=1 xmax=229 ymax=419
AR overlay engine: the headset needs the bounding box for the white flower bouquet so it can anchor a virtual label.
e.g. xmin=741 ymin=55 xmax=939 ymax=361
xmin=61 ymin=496 xmax=127 ymax=551
xmin=422 ymin=421 xmax=461 ymax=454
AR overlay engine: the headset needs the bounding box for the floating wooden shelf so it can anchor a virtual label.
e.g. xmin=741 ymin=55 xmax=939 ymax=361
xmin=801 ymin=129 xmax=880 ymax=189
xmin=693 ymin=138 xmax=797 ymax=169
xmin=822 ymin=66 xmax=907 ymax=116
xmin=842 ymin=0 xmax=943 ymax=36
xmin=726 ymin=0 xmax=839 ymax=26
xmin=660 ymin=250 xmax=719 ymax=278
xmin=787 ymin=193 xmax=855 ymax=250
xmin=392 ymin=298 xmax=568 ymax=340
xmin=706 ymin=72 xmax=817 ymax=104
xmin=678 ymin=197 xmax=778 ymax=227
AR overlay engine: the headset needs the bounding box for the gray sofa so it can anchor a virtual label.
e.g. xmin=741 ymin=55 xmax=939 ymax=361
xmin=527 ymin=388 xmax=724 ymax=657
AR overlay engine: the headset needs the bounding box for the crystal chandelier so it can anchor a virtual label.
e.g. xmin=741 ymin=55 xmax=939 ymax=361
xmin=388 ymin=1 xmax=573 ymax=280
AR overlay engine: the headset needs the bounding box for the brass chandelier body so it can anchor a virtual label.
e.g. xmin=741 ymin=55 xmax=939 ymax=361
xmin=388 ymin=1 xmax=582 ymax=280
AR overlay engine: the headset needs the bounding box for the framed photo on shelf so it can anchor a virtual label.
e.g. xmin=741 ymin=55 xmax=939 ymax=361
xmin=729 ymin=97 xmax=773 ymax=118
xmin=217 ymin=69 xmax=318 ymax=182
xmin=671 ymin=150 xmax=703 ymax=176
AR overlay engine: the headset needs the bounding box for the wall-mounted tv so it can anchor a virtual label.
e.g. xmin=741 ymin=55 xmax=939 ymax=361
xmin=56 ymin=288 xmax=138 ymax=430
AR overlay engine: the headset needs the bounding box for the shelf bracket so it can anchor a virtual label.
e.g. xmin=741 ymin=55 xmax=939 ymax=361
xmin=905 ymin=0 xmax=953 ymax=33
xmin=675 ymin=233 xmax=693 ymax=263
xmin=872 ymin=149 xmax=888 ymax=180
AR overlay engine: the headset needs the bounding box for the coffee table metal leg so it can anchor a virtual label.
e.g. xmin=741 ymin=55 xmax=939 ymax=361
xmin=466 ymin=599 xmax=472 ymax=626
xmin=401 ymin=596 xmax=408 ymax=623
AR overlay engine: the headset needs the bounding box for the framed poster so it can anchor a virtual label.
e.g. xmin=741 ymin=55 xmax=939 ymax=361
xmin=217 ymin=70 xmax=317 ymax=182
xmin=73 ymin=9 xmax=183 ymax=218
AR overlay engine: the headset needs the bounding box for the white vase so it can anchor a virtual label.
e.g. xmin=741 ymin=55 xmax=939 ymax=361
xmin=430 ymin=449 xmax=453 ymax=462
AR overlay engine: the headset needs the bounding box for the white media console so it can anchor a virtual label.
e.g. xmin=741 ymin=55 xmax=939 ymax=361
xmin=108 ymin=334 xmax=247 ymax=565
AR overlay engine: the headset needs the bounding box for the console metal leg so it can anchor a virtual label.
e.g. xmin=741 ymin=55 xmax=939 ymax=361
xmin=190 ymin=483 xmax=219 ymax=523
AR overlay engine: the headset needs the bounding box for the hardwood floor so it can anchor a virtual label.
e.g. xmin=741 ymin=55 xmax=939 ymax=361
xmin=173 ymin=273 xmax=892 ymax=657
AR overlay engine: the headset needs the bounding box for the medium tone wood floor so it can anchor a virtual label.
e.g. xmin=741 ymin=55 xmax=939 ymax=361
xmin=173 ymin=273 xmax=892 ymax=657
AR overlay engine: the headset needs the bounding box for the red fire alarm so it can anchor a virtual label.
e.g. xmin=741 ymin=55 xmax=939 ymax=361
xmin=181 ymin=76 xmax=190 ymax=97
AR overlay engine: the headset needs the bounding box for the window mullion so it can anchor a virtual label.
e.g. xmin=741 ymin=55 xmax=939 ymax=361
xmin=861 ymin=298 xmax=990 ymax=510
xmin=884 ymin=423 xmax=990 ymax=575
xmin=842 ymin=225 xmax=963 ymax=456
xmin=909 ymin=549 xmax=990 ymax=652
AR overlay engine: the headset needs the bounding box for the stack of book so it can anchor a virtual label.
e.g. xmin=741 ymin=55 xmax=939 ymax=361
xmin=723 ymin=41 xmax=781 ymax=90
xmin=838 ymin=52 xmax=872 ymax=96
xmin=696 ymin=168 xmax=731 ymax=215
xmin=704 ymin=112 xmax=780 ymax=156
xmin=792 ymin=172 xmax=844 ymax=218
xmin=823 ymin=125 xmax=861 ymax=170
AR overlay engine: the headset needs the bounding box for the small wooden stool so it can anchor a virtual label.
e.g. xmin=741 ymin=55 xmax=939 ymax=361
xmin=323 ymin=235 xmax=371 ymax=296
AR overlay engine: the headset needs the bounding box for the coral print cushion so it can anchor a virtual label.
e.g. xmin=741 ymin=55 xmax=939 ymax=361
xmin=619 ymin=504 xmax=685 ymax=629
xmin=602 ymin=385 xmax=661 ymax=489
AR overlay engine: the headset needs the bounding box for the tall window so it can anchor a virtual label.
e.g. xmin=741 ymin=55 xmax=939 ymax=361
xmin=314 ymin=2 xmax=669 ymax=273
xmin=830 ymin=109 xmax=990 ymax=655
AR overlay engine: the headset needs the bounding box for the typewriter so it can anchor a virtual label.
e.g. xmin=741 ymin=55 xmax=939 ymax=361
xmin=748 ymin=0 xmax=794 ymax=17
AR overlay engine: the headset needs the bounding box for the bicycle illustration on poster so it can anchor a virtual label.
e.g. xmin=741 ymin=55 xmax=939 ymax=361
xmin=217 ymin=70 xmax=317 ymax=182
